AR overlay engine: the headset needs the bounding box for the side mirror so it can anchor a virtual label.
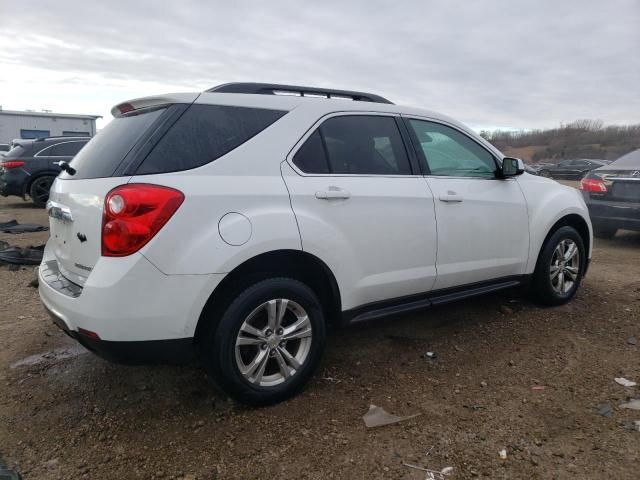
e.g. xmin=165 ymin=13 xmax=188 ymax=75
xmin=500 ymin=157 xmax=524 ymax=177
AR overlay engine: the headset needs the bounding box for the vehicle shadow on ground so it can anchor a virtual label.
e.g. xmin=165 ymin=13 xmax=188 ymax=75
xmin=7 ymin=288 xmax=527 ymax=425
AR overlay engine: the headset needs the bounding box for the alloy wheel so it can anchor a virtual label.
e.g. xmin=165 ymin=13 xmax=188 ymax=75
xmin=549 ymin=239 xmax=580 ymax=294
xmin=234 ymin=299 xmax=312 ymax=387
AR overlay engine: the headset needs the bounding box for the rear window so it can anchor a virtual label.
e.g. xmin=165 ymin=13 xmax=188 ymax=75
xmin=64 ymin=107 xmax=166 ymax=180
xmin=135 ymin=104 xmax=287 ymax=175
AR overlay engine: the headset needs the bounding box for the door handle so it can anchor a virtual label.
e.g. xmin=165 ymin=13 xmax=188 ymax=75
xmin=315 ymin=188 xmax=351 ymax=200
xmin=438 ymin=192 xmax=463 ymax=203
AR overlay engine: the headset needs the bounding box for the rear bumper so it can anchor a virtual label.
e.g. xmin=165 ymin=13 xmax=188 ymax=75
xmin=585 ymin=196 xmax=640 ymax=231
xmin=44 ymin=302 xmax=196 ymax=364
xmin=38 ymin=240 xmax=225 ymax=364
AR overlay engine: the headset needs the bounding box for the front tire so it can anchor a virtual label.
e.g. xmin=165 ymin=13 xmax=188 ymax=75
xmin=201 ymin=277 xmax=326 ymax=406
xmin=539 ymin=169 xmax=551 ymax=178
xmin=532 ymin=226 xmax=585 ymax=306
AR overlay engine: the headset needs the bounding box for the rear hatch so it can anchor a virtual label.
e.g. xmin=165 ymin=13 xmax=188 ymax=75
xmin=48 ymin=95 xmax=197 ymax=284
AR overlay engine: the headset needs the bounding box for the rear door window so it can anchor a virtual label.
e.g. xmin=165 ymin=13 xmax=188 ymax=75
xmin=292 ymin=115 xmax=412 ymax=175
xmin=135 ymin=104 xmax=287 ymax=175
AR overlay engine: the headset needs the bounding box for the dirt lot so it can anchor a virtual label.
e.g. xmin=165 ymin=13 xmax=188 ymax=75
xmin=1 ymin=192 xmax=639 ymax=480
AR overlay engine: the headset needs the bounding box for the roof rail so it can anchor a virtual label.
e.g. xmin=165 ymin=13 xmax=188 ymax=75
xmin=206 ymin=82 xmax=393 ymax=104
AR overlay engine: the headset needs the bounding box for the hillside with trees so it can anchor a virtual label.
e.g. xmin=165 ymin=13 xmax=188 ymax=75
xmin=480 ymin=120 xmax=640 ymax=164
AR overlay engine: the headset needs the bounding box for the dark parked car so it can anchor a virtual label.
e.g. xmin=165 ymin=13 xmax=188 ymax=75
xmin=538 ymin=159 xmax=607 ymax=180
xmin=580 ymin=148 xmax=640 ymax=238
xmin=0 ymin=136 xmax=89 ymax=206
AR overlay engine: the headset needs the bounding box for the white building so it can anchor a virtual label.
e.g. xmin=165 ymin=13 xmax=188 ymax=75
xmin=0 ymin=109 xmax=101 ymax=144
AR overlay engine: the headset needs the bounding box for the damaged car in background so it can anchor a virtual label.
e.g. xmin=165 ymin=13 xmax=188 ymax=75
xmin=580 ymin=148 xmax=640 ymax=238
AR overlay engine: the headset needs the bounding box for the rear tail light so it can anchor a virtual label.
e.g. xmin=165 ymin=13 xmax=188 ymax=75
xmin=1 ymin=160 xmax=25 ymax=169
xmin=102 ymin=184 xmax=184 ymax=257
xmin=580 ymin=177 xmax=607 ymax=193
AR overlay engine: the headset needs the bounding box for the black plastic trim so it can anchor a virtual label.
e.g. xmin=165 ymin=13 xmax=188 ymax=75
xmin=117 ymin=103 xmax=190 ymax=176
xmin=343 ymin=276 xmax=527 ymax=325
xmin=207 ymin=82 xmax=393 ymax=104
xmin=44 ymin=305 xmax=196 ymax=365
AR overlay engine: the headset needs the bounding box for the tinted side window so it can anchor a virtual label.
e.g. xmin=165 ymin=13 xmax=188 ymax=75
xmin=322 ymin=116 xmax=411 ymax=175
xmin=293 ymin=115 xmax=411 ymax=175
xmin=66 ymin=107 xmax=166 ymax=180
xmin=409 ymin=120 xmax=496 ymax=178
xmin=293 ymin=130 xmax=330 ymax=173
xmin=136 ymin=104 xmax=287 ymax=175
xmin=50 ymin=141 xmax=87 ymax=156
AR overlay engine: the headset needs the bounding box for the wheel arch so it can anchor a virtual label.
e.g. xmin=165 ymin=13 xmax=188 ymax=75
xmin=536 ymin=213 xmax=591 ymax=273
xmin=194 ymin=249 xmax=342 ymax=344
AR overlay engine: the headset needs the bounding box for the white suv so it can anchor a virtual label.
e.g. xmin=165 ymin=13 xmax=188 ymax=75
xmin=39 ymin=83 xmax=592 ymax=405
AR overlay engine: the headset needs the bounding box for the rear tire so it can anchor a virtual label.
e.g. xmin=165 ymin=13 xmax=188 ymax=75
xmin=29 ymin=175 xmax=55 ymax=207
xmin=200 ymin=277 xmax=326 ymax=406
xmin=532 ymin=226 xmax=585 ymax=306
xmin=594 ymin=225 xmax=617 ymax=239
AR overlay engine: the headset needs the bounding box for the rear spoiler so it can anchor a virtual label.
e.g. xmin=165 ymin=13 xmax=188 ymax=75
xmin=110 ymin=93 xmax=200 ymax=118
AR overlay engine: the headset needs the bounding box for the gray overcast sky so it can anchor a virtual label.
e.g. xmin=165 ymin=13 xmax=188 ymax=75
xmin=0 ymin=0 xmax=638 ymax=130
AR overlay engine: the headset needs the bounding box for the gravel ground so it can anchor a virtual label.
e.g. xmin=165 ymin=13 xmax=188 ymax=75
xmin=1 ymin=193 xmax=639 ymax=480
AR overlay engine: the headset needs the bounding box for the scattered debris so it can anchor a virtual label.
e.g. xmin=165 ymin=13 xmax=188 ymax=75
xmin=499 ymin=448 xmax=508 ymax=460
xmin=620 ymin=399 xmax=640 ymax=411
xmin=402 ymin=462 xmax=453 ymax=479
xmin=531 ymin=385 xmax=546 ymax=391
xmin=321 ymin=376 xmax=340 ymax=383
xmin=615 ymin=377 xmax=637 ymax=387
xmin=621 ymin=420 xmax=640 ymax=432
xmin=362 ymin=404 xmax=420 ymax=428
xmin=596 ymin=403 xmax=613 ymax=417
xmin=480 ymin=381 xmax=488 ymax=388
xmin=628 ymin=337 xmax=638 ymax=346
xmin=499 ymin=305 xmax=514 ymax=315
xmin=0 ymin=244 xmax=45 ymax=266
xmin=423 ymin=351 xmax=437 ymax=360
xmin=0 ymin=219 xmax=48 ymax=233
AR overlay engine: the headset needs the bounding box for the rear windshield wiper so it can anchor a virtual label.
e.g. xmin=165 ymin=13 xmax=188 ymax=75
xmin=54 ymin=161 xmax=76 ymax=176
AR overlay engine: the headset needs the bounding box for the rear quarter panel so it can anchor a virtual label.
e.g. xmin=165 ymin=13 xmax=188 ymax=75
xmin=131 ymin=106 xmax=323 ymax=275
